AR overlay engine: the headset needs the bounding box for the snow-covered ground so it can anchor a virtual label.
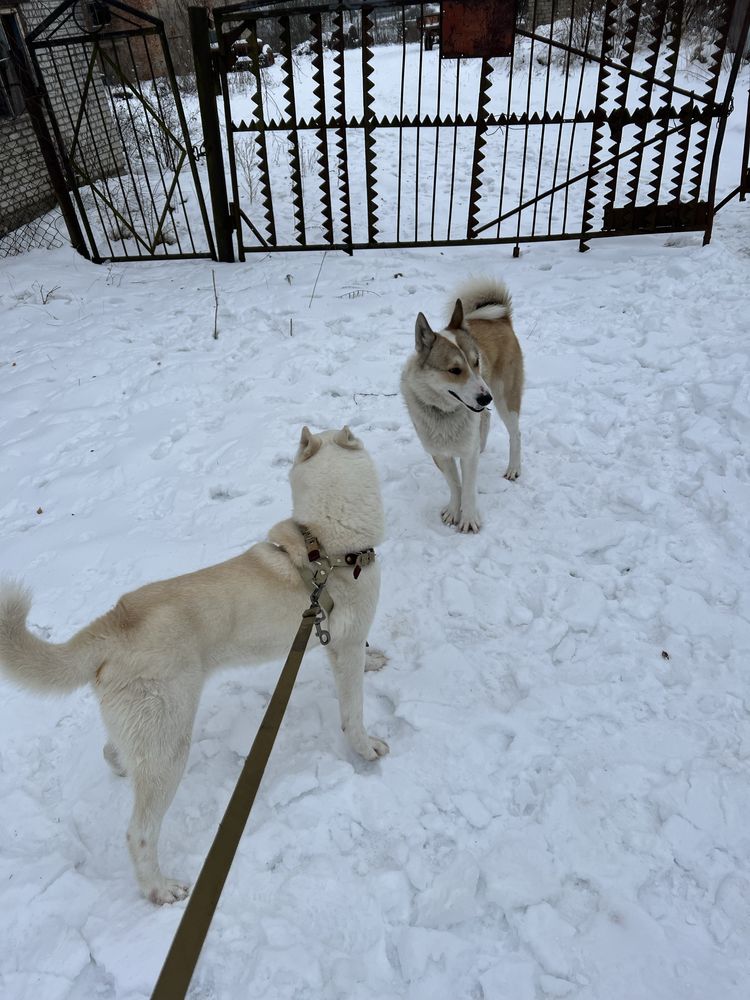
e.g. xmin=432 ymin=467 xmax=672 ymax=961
xmin=2 ymin=192 xmax=750 ymax=998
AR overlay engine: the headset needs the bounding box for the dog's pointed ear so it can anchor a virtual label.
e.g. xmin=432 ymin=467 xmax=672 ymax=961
xmin=415 ymin=312 xmax=435 ymax=354
xmin=334 ymin=425 xmax=363 ymax=450
xmin=298 ymin=425 xmax=322 ymax=462
xmin=449 ymin=299 xmax=464 ymax=330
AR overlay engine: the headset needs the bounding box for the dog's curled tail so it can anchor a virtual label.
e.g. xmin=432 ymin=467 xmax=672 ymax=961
xmin=455 ymin=278 xmax=513 ymax=322
xmin=0 ymin=581 xmax=102 ymax=693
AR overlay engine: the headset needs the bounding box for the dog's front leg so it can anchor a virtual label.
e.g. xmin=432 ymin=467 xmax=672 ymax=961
xmin=432 ymin=455 xmax=461 ymax=526
xmin=458 ymin=450 xmax=481 ymax=533
xmin=327 ymin=640 xmax=389 ymax=761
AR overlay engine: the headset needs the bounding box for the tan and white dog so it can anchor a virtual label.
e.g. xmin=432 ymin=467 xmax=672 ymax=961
xmin=400 ymin=279 xmax=524 ymax=532
xmin=0 ymin=426 xmax=388 ymax=904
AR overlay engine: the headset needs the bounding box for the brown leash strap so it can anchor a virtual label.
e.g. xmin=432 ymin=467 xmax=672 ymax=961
xmin=150 ymin=606 xmax=318 ymax=1000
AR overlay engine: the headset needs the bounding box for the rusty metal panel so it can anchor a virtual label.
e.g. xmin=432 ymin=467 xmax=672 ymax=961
xmin=441 ymin=0 xmax=515 ymax=59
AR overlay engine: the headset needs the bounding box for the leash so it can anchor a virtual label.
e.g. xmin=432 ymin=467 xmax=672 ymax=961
xmin=150 ymin=601 xmax=320 ymax=1000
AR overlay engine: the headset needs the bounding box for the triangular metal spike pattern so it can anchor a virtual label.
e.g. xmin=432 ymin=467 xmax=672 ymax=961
xmin=664 ymin=124 xmax=691 ymax=203
xmin=277 ymin=17 xmax=296 ymax=128
xmin=468 ymin=58 xmax=494 ymax=239
xmin=330 ymin=10 xmax=351 ymax=248
xmin=279 ymin=15 xmax=306 ymax=245
xmin=307 ymin=13 xmax=332 ymax=244
xmin=314 ymin=128 xmax=334 ymax=244
xmin=684 ymin=0 xmax=731 ymax=202
xmin=640 ymin=5 xmax=682 ymax=205
xmin=580 ymin=0 xmax=622 ymax=240
xmin=253 ymin=133 xmax=276 ymax=245
xmin=244 ymin=19 xmax=276 ymax=246
xmin=361 ymin=6 xmax=380 ymax=242
xmin=618 ymin=0 xmax=669 ymax=209
xmin=309 ymin=12 xmax=326 ymax=126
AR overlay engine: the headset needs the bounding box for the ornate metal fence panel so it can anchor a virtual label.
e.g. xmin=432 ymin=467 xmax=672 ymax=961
xmin=213 ymin=0 xmax=747 ymax=258
xmin=26 ymin=0 xmax=215 ymax=262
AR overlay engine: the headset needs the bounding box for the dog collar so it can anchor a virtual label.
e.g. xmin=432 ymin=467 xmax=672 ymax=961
xmin=297 ymin=524 xmax=376 ymax=581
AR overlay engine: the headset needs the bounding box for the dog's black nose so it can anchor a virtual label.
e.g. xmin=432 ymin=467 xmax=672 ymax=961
xmin=477 ymin=392 xmax=492 ymax=407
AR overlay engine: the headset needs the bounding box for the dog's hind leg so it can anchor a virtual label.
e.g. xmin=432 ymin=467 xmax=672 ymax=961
xmin=100 ymin=673 xmax=200 ymax=904
xmin=494 ymin=392 xmax=521 ymax=481
xmin=432 ymin=455 xmax=461 ymax=526
xmin=327 ymin=640 xmax=389 ymax=761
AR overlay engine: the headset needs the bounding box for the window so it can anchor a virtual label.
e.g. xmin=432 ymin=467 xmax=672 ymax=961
xmin=0 ymin=11 xmax=26 ymax=119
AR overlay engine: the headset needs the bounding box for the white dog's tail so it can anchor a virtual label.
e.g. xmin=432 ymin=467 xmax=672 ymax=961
xmin=455 ymin=279 xmax=513 ymax=322
xmin=0 ymin=581 xmax=103 ymax=693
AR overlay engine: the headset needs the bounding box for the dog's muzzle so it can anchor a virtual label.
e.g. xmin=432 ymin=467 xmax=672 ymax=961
xmin=449 ymin=389 xmax=492 ymax=413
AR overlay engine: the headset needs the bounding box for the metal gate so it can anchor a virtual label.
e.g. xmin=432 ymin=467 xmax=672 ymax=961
xmin=210 ymin=0 xmax=748 ymax=258
xmin=25 ymin=0 xmax=215 ymax=263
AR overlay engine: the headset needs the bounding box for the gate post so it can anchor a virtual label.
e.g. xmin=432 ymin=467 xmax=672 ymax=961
xmin=189 ymin=6 xmax=234 ymax=262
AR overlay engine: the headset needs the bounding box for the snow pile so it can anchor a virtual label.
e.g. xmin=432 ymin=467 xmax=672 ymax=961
xmin=2 ymin=201 xmax=750 ymax=997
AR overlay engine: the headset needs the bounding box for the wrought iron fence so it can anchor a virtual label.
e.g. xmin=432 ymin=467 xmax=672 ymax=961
xmin=24 ymin=0 xmax=215 ymax=262
xmin=206 ymin=0 xmax=748 ymax=259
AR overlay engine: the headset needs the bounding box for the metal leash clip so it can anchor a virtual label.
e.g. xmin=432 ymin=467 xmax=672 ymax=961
xmin=310 ymin=584 xmax=331 ymax=645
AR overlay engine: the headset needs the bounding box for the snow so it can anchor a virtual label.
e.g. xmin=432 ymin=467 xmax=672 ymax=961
xmin=2 ymin=37 xmax=750 ymax=1000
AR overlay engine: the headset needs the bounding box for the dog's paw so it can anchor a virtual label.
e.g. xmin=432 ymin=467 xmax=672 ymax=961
xmin=365 ymin=647 xmax=388 ymax=672
xmin=350 ymin=732 xmax=390 ymax=760
xmin=441 ymin=506 xmax=460 ymax=526
xmin=147 ymin=878 xmax=190 ymax=905
xmin=457 ymin=513 xmax=481 ymax=533
xmin=504 ymin=464 xmax=521 ymax=481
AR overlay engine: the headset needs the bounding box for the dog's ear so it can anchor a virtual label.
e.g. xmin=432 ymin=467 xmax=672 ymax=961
xmin=448 ymin=299 xmax=464 ymax=330
xmin=415 ymin=313 xmax=435 ymax=354
xmin=334 ymin=425 xmax=363 ymax=450
xmin=298 ymin=425 xmax=322 ymax=462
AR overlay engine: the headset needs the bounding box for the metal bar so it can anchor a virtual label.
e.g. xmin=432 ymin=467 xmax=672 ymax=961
xmin=331 ymin=8 xmax=352 ymax=251
xmin=546 ymin=0 xmax=577 ymax=236
xmin=531 ymin=0 xmax=555 ymax=237
xmin=414 ymin=2 xmax=425 ymax=240
xmin=28 ymin=27 xmax=161 ymax=49
xmin=429 ymin=4 xmax=441 ymax=242
xmin=230 ymin=107 xmax=697 ymax=132
xmin=150 ymin=17 xmax=216 ymax=258
xmin=446 ymin=55 xmax=460 ymax=239
xmin=310 ymin=11 xmax=334 ymax=245
xmin=467 ymin=58 xmax=492 ymax=239
xmin=515 ymin=15 xmax=536 ymax=247
xmin=703 ymin=0 xmax=750 ymax=243
xmin=686 ymin=1 xmax=733 ymax=205
xmin=396 ymin=2 xmax=406 ymax=241
xmin=578 ymin=0 xmax=619 ymax=251
xmin=279 ymin=14 xmax=306 ymax=245
xmin=496 ymin=16 xmax=517 ymax=240
xmin=361 ymin=6 xmax=379 ymax=242
xmin=189 ymin=5 xmax=233 ymax=261
xmin=236 ymin=225 xmax=707 ymax=254
xmin=561 ymin=1 xmax=597 ymax=233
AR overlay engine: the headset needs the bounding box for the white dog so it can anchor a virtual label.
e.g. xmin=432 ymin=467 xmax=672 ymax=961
xmin=401 ymin=279 xmax=524 ymax=532
xmin=0 ymin=426 xmax=388 ymax=903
